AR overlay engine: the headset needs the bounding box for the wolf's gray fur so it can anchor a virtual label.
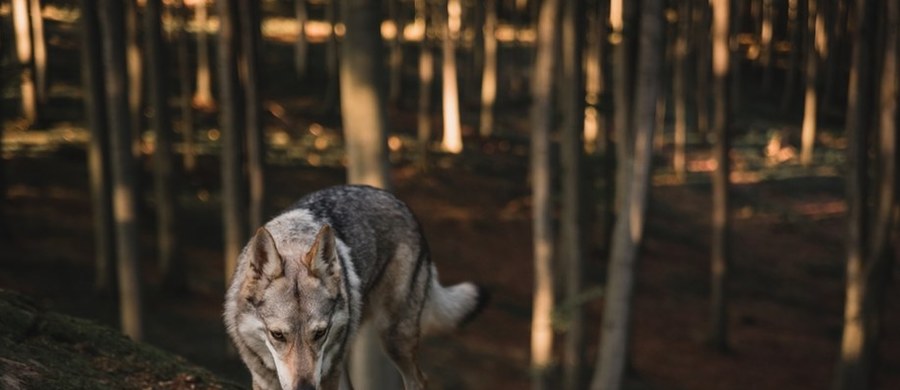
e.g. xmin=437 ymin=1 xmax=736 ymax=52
xmin=224 ymin=185 xmax=485 ymax=390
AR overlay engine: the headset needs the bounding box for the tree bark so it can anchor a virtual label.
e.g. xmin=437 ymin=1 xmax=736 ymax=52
xmin=28 ymin=0 xmax=46 ymax=105
xmin=694 ymin=0 xmax=710 ymax=135
xmin=590 ymin=1 xmax=664 ymax=388
xmin=11 ymin=0 xmax=37 ymax=124
xmin=440 ymin=0 xmax=463 ymax=154
xmin=238 ymin=0 xmax=265 ymax=232
xmin=125 ymin=0 xmax=143 ymax=151
xmin=193 ymin=0 xmax=216 ymax=109
xmin=175 ymin=0 xmax=196 ymax=172
xmin=479 ymin=0 xmax=498 ymax=138
xmin=323 ymin=0 xmax=340 ymax=113
xmin=388 ymin=0 xmax=403 ymax=104
xmin=294 ymin=0 xmax=308 ymax=78
xmin=416 ymin=0 xmax=434 ymax=169
xmin=530 ymin=0 xmax=560 ymax=387
xmin=98 ymin=0 xmax=143 ymax=341
xmin=800 ymin=0 xmax=819 ymax=166
xmin=611 ymin=0 xmax=633 ymax=212
xmin=760 ymin=0 xmax=774 ymax=91
xmin=674 ymin=0 xmax=692 ymax=182
xmin=583 ymin=0 xmax=607 ymax=154
xmin=781 ymin=0 xmax=801 ymax=112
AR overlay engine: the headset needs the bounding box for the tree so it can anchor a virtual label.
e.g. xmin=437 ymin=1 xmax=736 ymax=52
xmin=11 ymin=0 xmax=38 ymax=124
xmin=479 ymin=0 xmax=498 ymax=138
xmin=781 ymin=0 xmax=801 ymax=112
xmin=590 ymin=0 xmax=664 ymax=388
xmin=174 ymin=0 xmax=196 ymax=172
xmin=695 ymin=0 xmax=711 ymax=135
xmin=530 ymin=0 xmax=560 ymax=387
xmin=387 ymin=0 xmax=403 ymax=104
xmin=834 ymin=0 xmax=895 ymax=388
xmin=800 ymin=0 xmax=821 ymax=166
xmin=125 ymin=0 xmax=143 ymax=148
xmin=416 ymin=0 xmax=435 ymax=168
xmin=144 ymin=0 xmax=181 ymax=291
xmin=294 ymin=0 xmax=309 ymax=78
xmin=79 ymin=0 xmax=114 ymax=293
xmin=193 ymin=0 xmax=216 ymax=109
xmin=98 ymin=0 xmax=143 ymax=341
xmin=338 ymin=0 xmax=401 ymax=387
xmin=611 ymin=0 xmax=633 ymax=211
xmin=440 ymin=0 xmax=463 ymax=153
xmin=673 ymin=0 xmax=692 ymax=182
xmin=29 ymin=0 xmax=47 ymax=105
xmin=238 ymin=0 xmax=265 ymax=232
xmin=760 ymin=0 xmax=774 ymax=90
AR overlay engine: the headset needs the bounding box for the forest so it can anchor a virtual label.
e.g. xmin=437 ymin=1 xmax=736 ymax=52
xmin=0 ymin=0 xmax=898 ymax=389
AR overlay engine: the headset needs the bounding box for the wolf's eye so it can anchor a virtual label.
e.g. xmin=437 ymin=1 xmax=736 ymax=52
xmin=270 ymin=330 xmax=285 ymax=342
xmin=312 ymin=328 xmax=328 ymax=341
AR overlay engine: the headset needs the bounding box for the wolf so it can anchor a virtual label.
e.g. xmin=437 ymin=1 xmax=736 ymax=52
xmin=224 ymin=185 xmax=486 ymax=390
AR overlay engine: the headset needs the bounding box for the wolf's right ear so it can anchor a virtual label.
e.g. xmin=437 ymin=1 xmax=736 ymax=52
xmin=249 ymin=227 xmax=283 ymax=280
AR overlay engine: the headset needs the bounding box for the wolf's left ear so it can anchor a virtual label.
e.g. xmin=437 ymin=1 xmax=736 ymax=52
xmin=303 ymin=224 xmax=337 ymax=277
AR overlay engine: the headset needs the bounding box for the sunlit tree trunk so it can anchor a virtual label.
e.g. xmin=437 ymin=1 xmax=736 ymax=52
xmin=80 ymin=0 xmax=114 ymax=293
xmin=175 ymin=0 xmax=196 ymax=172
xmin=145 ymin=0 xmax=181 ymax=291
xmin=216 ymin=0 xmax=247 ymax=288
xmin=11 ymin=0 xmax=37 ymax=124
xmin=530 ymin=0 xmax=560 ymax=388
xmin=583 ymin=0 xmax=607 ymax=154
xmin=339 ymin=0 xmax=401 ymax=386
xmin=238 ymin=0 xmax=264 ymax=232
xmin=416 ymin=0 xmax=434 ymax=169
xmin=781 ymin=0 xmax=800 ymax=111
xmin=440 ymin=0 xmax=463 ymax=154
xmin=694 ymin=0 xmax=710 ymax=135
xmin=760 ymin=0 xmax=774 ymax=91
xmin=125 ymin=0 xmax=143 ymax=150
xmin=674 ymin=0 xmax=691 ymax=182
xmin=98 ymin=0 xmax=143 ymax=341
xmin=294 ymin=0 xmax=308 ymax=78
xmin=28 ymin=0 xmax=46 ymax=105
xmin=193 ymin=0 xmax=216 ymax=109
xmin=729 ymin=0 xmax=742 ymax=108
xmin=388 ymin=0 xmax=403 ymax=104
xmin=590 ymin=1 xmax=664 ymax=388
xmin=800 ymin=0 xmax=820 ymax=166
xmin=479 ymin=0 xmax=498 ymax=138
xmin=611 ymin=0 xmax=632 ymax=212
xmin=561 ymin=0 xmax=584 ymax=388
xmin=709 ymin=0 xmax=732 ymax=353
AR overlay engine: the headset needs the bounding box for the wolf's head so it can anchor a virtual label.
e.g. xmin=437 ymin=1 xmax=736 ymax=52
xmin=241 ymin=225 xmax=350 ymax=390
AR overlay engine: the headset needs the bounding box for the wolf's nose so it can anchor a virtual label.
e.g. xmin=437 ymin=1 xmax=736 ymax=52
xmin=297 ymin=380 xmax=316 ymax=390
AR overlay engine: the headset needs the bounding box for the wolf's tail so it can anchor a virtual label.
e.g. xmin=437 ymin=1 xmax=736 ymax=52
xmin=420 ymin=266 xmax=489 ymax=335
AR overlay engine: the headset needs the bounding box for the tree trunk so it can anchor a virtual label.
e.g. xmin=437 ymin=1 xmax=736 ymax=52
xmin=125 ymin=0 xmax=143 ymax=151
xmin=338 ymin=0 xmax=401 ymax=385
xmin=323 ymin=0 xmax=340 ymax=113
xmin=800 ymin=0 xmax=819 ymax=166
xmin=416 ymin=0 xmax=434 ymax=169
xmin=479 ymin=0 xmax=498 ymax=138
xmin=388 ymin=0 xmax=403 ymax=104
xmin=760 ymin=0 xmax=774 ymax=91
xmin=80 ymin=0 xmax=115 ymax=293
xmin=694 ymin=0 xmax=710 ymax=136
xmin=611 ymin=0 xmax=634 ymax=214
xmin=561 ymin=0 xmax=584 ymax=388
xmin=98 ymin=0 xmax=143 ymax=341
xmin=530 ymin=0 xmax=560 ymax=387
xmin=583 ymin=0 xmax=607 ymax=154
xmin=708 ymin=0 xmax=732 ymax=353
xmin=729 ymin=0 xmax=742 ymax=109
xmin=440 ymin=0 xmax=463 ymax=154
xmin=781 ymin=0 xmax=800 ymax=112
xmin=216 ymin=0 xmax=247 ymax=288
xmin=822 ymin=0 xmax=846 ymax=113
xmin=674 ymin=0 xmax=691 ymax=182
xmin=294 ymin=0 xmax=308 ymax=78
xmin=145 ymin=0 xmax=182 ymax=291
xmin=175 ymin=0 xmax=196 ymax=172
xmin=238 ymin=0 xmax=265 ymax=232
xmin=193 ymin=0 xmax=215 ymax=109
xmin=11 ymin=0 xmax=37 ymax=124
xmin=28 ymin=0 xmax=46 ymax=105
xmin=590 ymin=1 xmax=664 ymax=388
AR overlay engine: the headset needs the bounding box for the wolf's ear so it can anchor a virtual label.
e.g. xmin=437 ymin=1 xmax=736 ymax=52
xmin=303 ymin=225 xmax=337 ymax=278
xmin=250 ymin=227 xmax=283 ymax=279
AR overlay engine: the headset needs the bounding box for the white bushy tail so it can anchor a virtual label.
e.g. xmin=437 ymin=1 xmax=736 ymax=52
xmin=421 ymin=266 xmax=488 ymax=335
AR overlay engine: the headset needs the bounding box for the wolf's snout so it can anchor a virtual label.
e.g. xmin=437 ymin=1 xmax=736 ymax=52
xmin=297 ymin=380 xmax=316 ymax=390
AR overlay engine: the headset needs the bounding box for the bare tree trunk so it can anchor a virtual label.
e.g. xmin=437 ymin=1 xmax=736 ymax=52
xmin=583 ymin=0 xmax=607 ymax=154
xmin=80 ymin=0 xmax=115 ymax=293
xmin=530 ymin=0 xmax=560 ymax=387
xmin=800 ymin=0 xmax=819 ymax=166
xmin=216 ymin=0 xmax=247 ymax=288
xmin=781 ymin=0 xmax=800 ymax=112
xmin=98 ymin=0 xmax=143 ymax=341
xmin=674 ymin=0 xmax=691 ymax=182
xmin=193 ymin=0 xmax=215 ymax=109
xmin=695 ymin=0 xmax=710 ymax=135
xmin=294 ymin=0 xmax=308 ymax=78
xmin=28 ymin=0 xmax=46 ymax=104
xmin=416 ymin=0 xmax=434 ymax=169
xmin=323 ymin=0 xmax=340 ymax=113
xmin=440 ymin=0 xmax=463 ymax=153
xmin=611 ymin=0 xmax=632 ymax=212
xmin=729 ymin=0 xmax=743 ymax=108
xmin=760 ymin=0 xmax=774 ymax=91
xmin=590 ymin=1 xmax=664 ymax=388
xmin=822 ymin=0 xmax=846 ymax=113
xmin=125 ymin=0 xmax=143 ymax=150
xmin=12 ymin=0 xmax=37 ymax=124
xmin=238 ymin=0 xmax=264 ymax=232
xmin=175 ymin=0 xmax=196 ymax=172
xmin=479 ymin=0 xmax=498 ymax=138
xmin=145 ymin=0 xmax=182 ymax=291
xmin=388 ymin=0 xmax=403 ymax=104
xmin=561 ymin=0 xmax=584 ymax=388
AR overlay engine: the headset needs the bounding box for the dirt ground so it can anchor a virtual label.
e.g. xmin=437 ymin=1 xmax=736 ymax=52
xmin=1 ymin=145 xmax=899 ymax=389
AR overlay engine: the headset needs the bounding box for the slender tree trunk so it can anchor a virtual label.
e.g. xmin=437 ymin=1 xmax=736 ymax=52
xmin=323 ymin=0 xmax=340 ymax=112
xmin=125 ymin=0 xmax=143 ymax=150
xmin=479 ymin=0 xmax=498 ymax=138
xmin=11 ymin=0 xmax=37 ymax=124
xmin=193 ymin=0 xmax=216 ymax=109
xmin=822 ymin=0 xmax=846 ymax=113
xmin=28 ymin=0 xmax=46 ymax=104
xmin=216 ymin=0 xmax=247 ymax=288
xmin=760 ymin=0 xmax=774 ymax=91
xmin=530 ymin=0 xmax=560 ymax=388
xmin=729 ymin=0 xmax=742 ymax=108
xmin=175 ymin=0 xmax=196 ymax=172
xmin=145 ymin=0 xmax=181 ymax=291
xmin=388 ymin=0 xmax=403 ymax=104
xmin=98 ymin=0 xmax=143 ymax=341
xmin=238 ymin=0 xmax=264 ymax=232
xmin=583 ymin=0 xmax=607 ymax=154
xmin=800 ymin=0 xmax=819 ymax=166
xmin=590 ymin=1 xmax=664 ymax=388
xmin=674 ymin=0 xmax=691 ymax=182
xmin=339 ymin=0 xmax=401 ymax=386
xmin=440 ymin=0 xmax=463 ymax=153
xmin=294 ymin=0 xmax=308 ymax=78
xmin=80 ymin=0 xmax=115 ymax=293
xmin=611 ymin=0 xmax=632 ymax=212
xmin=561 ymin=0 xmax=584 ymax=388
xmin=416 ymin=0 xmax=434 ymax=169
xmin=695 ymin=0 xmax=710 ymax=135
xmin=781 ymin=0 xmax=800 ymax=112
